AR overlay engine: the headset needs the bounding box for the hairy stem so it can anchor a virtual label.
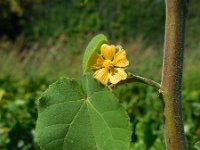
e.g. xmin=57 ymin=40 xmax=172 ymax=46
xmin=109 ymin=75 xmax=161 ymax=90
xmin=161 ymin=0 xmax=188 ymax=149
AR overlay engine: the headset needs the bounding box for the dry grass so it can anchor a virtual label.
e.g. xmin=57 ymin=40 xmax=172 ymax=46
xmin=0 ymin=35 xmax=199 ymax=84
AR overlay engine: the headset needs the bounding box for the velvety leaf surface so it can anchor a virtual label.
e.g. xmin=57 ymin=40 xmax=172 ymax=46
xmin=82 ymin=34 xmax=107 ymax=73
xmin=36 ymin=75 xmax=131 ymax=150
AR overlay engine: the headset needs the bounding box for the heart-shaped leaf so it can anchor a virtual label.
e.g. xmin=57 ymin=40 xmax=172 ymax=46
xmin=36 ymin=75 xmax=131 ymax=150
xmin=82 ymin=34 xmax=107 ymax=73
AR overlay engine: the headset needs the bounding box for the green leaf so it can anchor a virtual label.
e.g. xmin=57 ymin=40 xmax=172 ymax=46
xmin=0 ymin=89 xmax=5 ymax=101
xmin=194 ymin=141 xmax=200 ymax=150
xmin=36 ymin=75 xmax=131 ymax=150
xmin=82 ymin=34 xmax=107 ymax=73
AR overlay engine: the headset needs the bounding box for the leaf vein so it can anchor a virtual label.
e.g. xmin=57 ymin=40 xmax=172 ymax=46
xmin=40 ymin=99 xmax=84 ymax=115
xmin=87 ymin=100 xmax=118 ymax=150
xmin=62 ymin=101 xmax=85 ymax=149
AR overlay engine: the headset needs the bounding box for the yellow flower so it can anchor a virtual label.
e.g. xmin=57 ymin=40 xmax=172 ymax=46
xmin=91 ymin=44 xmax=129 ymax=84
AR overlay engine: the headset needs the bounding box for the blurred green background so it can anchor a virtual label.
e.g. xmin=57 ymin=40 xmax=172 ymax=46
xmin=0 ymin=0 xmax=200 ymax=149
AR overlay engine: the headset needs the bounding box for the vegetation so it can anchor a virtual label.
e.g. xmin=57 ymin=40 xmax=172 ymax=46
xmin=0 ymin=0 xmax=200 ymax=149
xmin=1 ymin=0 xmax=200 ymax=45
xmin=0 ymin=36 xmax=200 ymax=149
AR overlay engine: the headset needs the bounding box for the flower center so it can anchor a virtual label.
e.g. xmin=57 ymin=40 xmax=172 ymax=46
xmin=103 ymin=60 xmax=113 ymax=68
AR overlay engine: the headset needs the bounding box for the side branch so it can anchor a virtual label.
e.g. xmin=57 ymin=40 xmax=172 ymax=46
xmin=109 ymin=75 xmax=161 ymax=90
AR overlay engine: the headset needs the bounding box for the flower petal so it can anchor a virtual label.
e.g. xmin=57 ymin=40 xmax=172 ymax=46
xmin=109 ymin=68 xmax=127 ymax=84
xmin=93 ymin=68 xmax=109 ymax=84
xmin=101 ymin=44 xmax=116 ymax=60
xmin=90 ymin=54 xmax=104 ymax=69
xmin=113 ymin=49 xmax=129 ymax=67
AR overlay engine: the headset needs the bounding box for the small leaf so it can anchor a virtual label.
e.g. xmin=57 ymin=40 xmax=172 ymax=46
xmin=194 ymin=141 xmax=200 ymax=150
xmin=82 ymin=34 xmax=108 ymax=73
xmin=36 ymin=75 xmax=132 ymax=150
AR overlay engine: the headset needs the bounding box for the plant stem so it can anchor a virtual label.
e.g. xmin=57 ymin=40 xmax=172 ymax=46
xmin=109 ymin=75 xmax=161 ymax=90
xmin=161 ymin=0 xmax=188 ymax=149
